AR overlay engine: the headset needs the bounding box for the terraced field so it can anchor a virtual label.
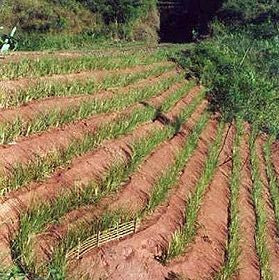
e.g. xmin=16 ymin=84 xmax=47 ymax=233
xmin=0 ymin=48 xmax=278 ymax=280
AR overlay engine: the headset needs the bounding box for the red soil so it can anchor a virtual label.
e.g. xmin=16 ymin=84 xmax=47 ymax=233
xmin=236 ymin=125 xmax=260 ymax=279
xmin=256 ymin=137 xmax=279 ymax=279
xmin=31 ymin=96 xmax=207 ymax=264
xmin=167 ymin=124 xmax=233 ymax=279
xmin=67 ymin=115 xmax=218 ymax=280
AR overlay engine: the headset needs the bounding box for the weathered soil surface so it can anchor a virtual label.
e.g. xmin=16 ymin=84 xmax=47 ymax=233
xmin=0 ymin=51 xmax=279 ymax=280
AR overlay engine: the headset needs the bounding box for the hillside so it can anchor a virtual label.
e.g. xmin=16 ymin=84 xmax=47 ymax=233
xmin=0 ymin=0 xmax=159 ymax=49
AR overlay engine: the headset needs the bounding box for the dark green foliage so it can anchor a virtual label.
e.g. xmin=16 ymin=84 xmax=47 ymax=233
xmin=174 ymin=0 xmax=279 ymax=137
xmin=80 ymin=0 xmax=154 ymax=24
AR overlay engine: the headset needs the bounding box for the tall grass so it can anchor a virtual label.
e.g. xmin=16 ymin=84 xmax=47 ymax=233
xmin=0 ymin=51 xmax=167 ymax=80
xmin=217 ymin=119 xmax=243 ymax=279
xmin=0 ymin=74 xmax=182 ymax=144
xmin=249 ymin=127 xmax=272 ymax=280
xmin=145 ymin=109 xmax=208 ymax=213
xmin=166 ymin=121 xmax=225 ymax=261
xmin=263 ymin=136 xmax=279 ymax=237
xmin=1 ymin=64 xmax=174 ymax=108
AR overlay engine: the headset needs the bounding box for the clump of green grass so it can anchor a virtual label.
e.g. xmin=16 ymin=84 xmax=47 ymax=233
xmin=249 ymin=127 xmax=272 ymax=280
xmin=1 ymin=64 xmax=174 ymax=108
xmin=216 ymin=119 xmax=243 ymax=279
xmin=145 ymin=111 xmax=209 ymax=213
xmin=166 ymin=121 xmax=225 ymax=261
xmin=0 ymin=74 xmax=181 ymax=144
xmin=264 ymin=135 xmax=279 ymax=234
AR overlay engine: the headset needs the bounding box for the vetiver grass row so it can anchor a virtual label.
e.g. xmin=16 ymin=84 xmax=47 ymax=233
xmin=0 ymin=73 xmax=182 ymax=144
xmin=263 ymin=135 xmax=279 ymax=233
xmin=144 ymin=100 xmax=208 ymax=213
xmin=1 ymin=64 xmax=175 ymax=108
xmin=249 ymin=128 xmax=272 ymax=280
xmin=0 ymin=51 xmax=166 ymax=80
xmin=48 ymin=94 xmax=207 ymax=279
xmin=0 ymin=76 xmax=194 ymax=195
xmin=12 ymin=88 xmax=206 ymax=279
xmin=217 ymin=119 xmax=244 ymax=279
xmin=166 ymin=121 xmax=225 ymax=261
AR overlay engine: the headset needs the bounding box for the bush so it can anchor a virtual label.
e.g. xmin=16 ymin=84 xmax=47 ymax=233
xmin=174 ymin=0 xmax=279 ymax=136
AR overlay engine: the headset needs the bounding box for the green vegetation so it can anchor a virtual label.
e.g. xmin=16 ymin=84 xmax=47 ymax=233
xmin=145 ymin=95 xmax=207 ymax=213
xmin=249 ymin=127 xmax=272 ymax=280
xmin=264 ymin=135 xmax=279 ymax=234
xmin=174 ymin=0 xmax=279 ymax=137
xmin=0 ymin=75 xmax=193 ymax=195
xmin=13 ymin=126 xmax=172 ymax=277
xmin=0 ymin=74 xmax=181 ymax=144
xmin=0 ymin=0 xmax=158 ymax=50
xmin=1 ymin=64 xmax=174 ymax=108
xmin=166 ymin=121 xmax=225 ymax=260
xmin=0 ymin=106 xmax=155 ymax=195
xmin=217 ymin=119 xmax=243 ymax=279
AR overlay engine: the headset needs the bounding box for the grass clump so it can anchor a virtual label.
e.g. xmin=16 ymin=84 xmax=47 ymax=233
xmin=217 ymin=119 xmax=243 ymax=279
xmin=249 ymin=127 xmax=272 ymax=280
xmin=166 ymin=121 xmax=225 ymax=261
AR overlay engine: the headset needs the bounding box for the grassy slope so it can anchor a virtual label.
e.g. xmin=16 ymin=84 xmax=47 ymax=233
xmin=173 ymin=0 xmax=279 ymax=137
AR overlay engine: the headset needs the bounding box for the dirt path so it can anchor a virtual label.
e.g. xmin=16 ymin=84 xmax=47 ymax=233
xmin=256 ymin=137 xmax=279 ymax=279
xmin=66 ymin=117 xmax=218 ymax=280
xmin=236 ymin=126 xmax=260 ymax=279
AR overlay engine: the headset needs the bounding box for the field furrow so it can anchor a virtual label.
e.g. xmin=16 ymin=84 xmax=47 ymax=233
xmin=255 ymin=137 xmax=279 ymax=279
xmin=0 ymin=62 xmax=173 ymax=97
xmin=0 ymin=71 xmax=181 ymax=144
xmin=231 ymin=125 xmax=260 ymax=279
xmin=166 ymin=123 xmax=231 ymax=279
xmin=0 ymin=47 xmax=277 ymax=280
xmin=66 ymin=116 xmax=218 ymax=280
